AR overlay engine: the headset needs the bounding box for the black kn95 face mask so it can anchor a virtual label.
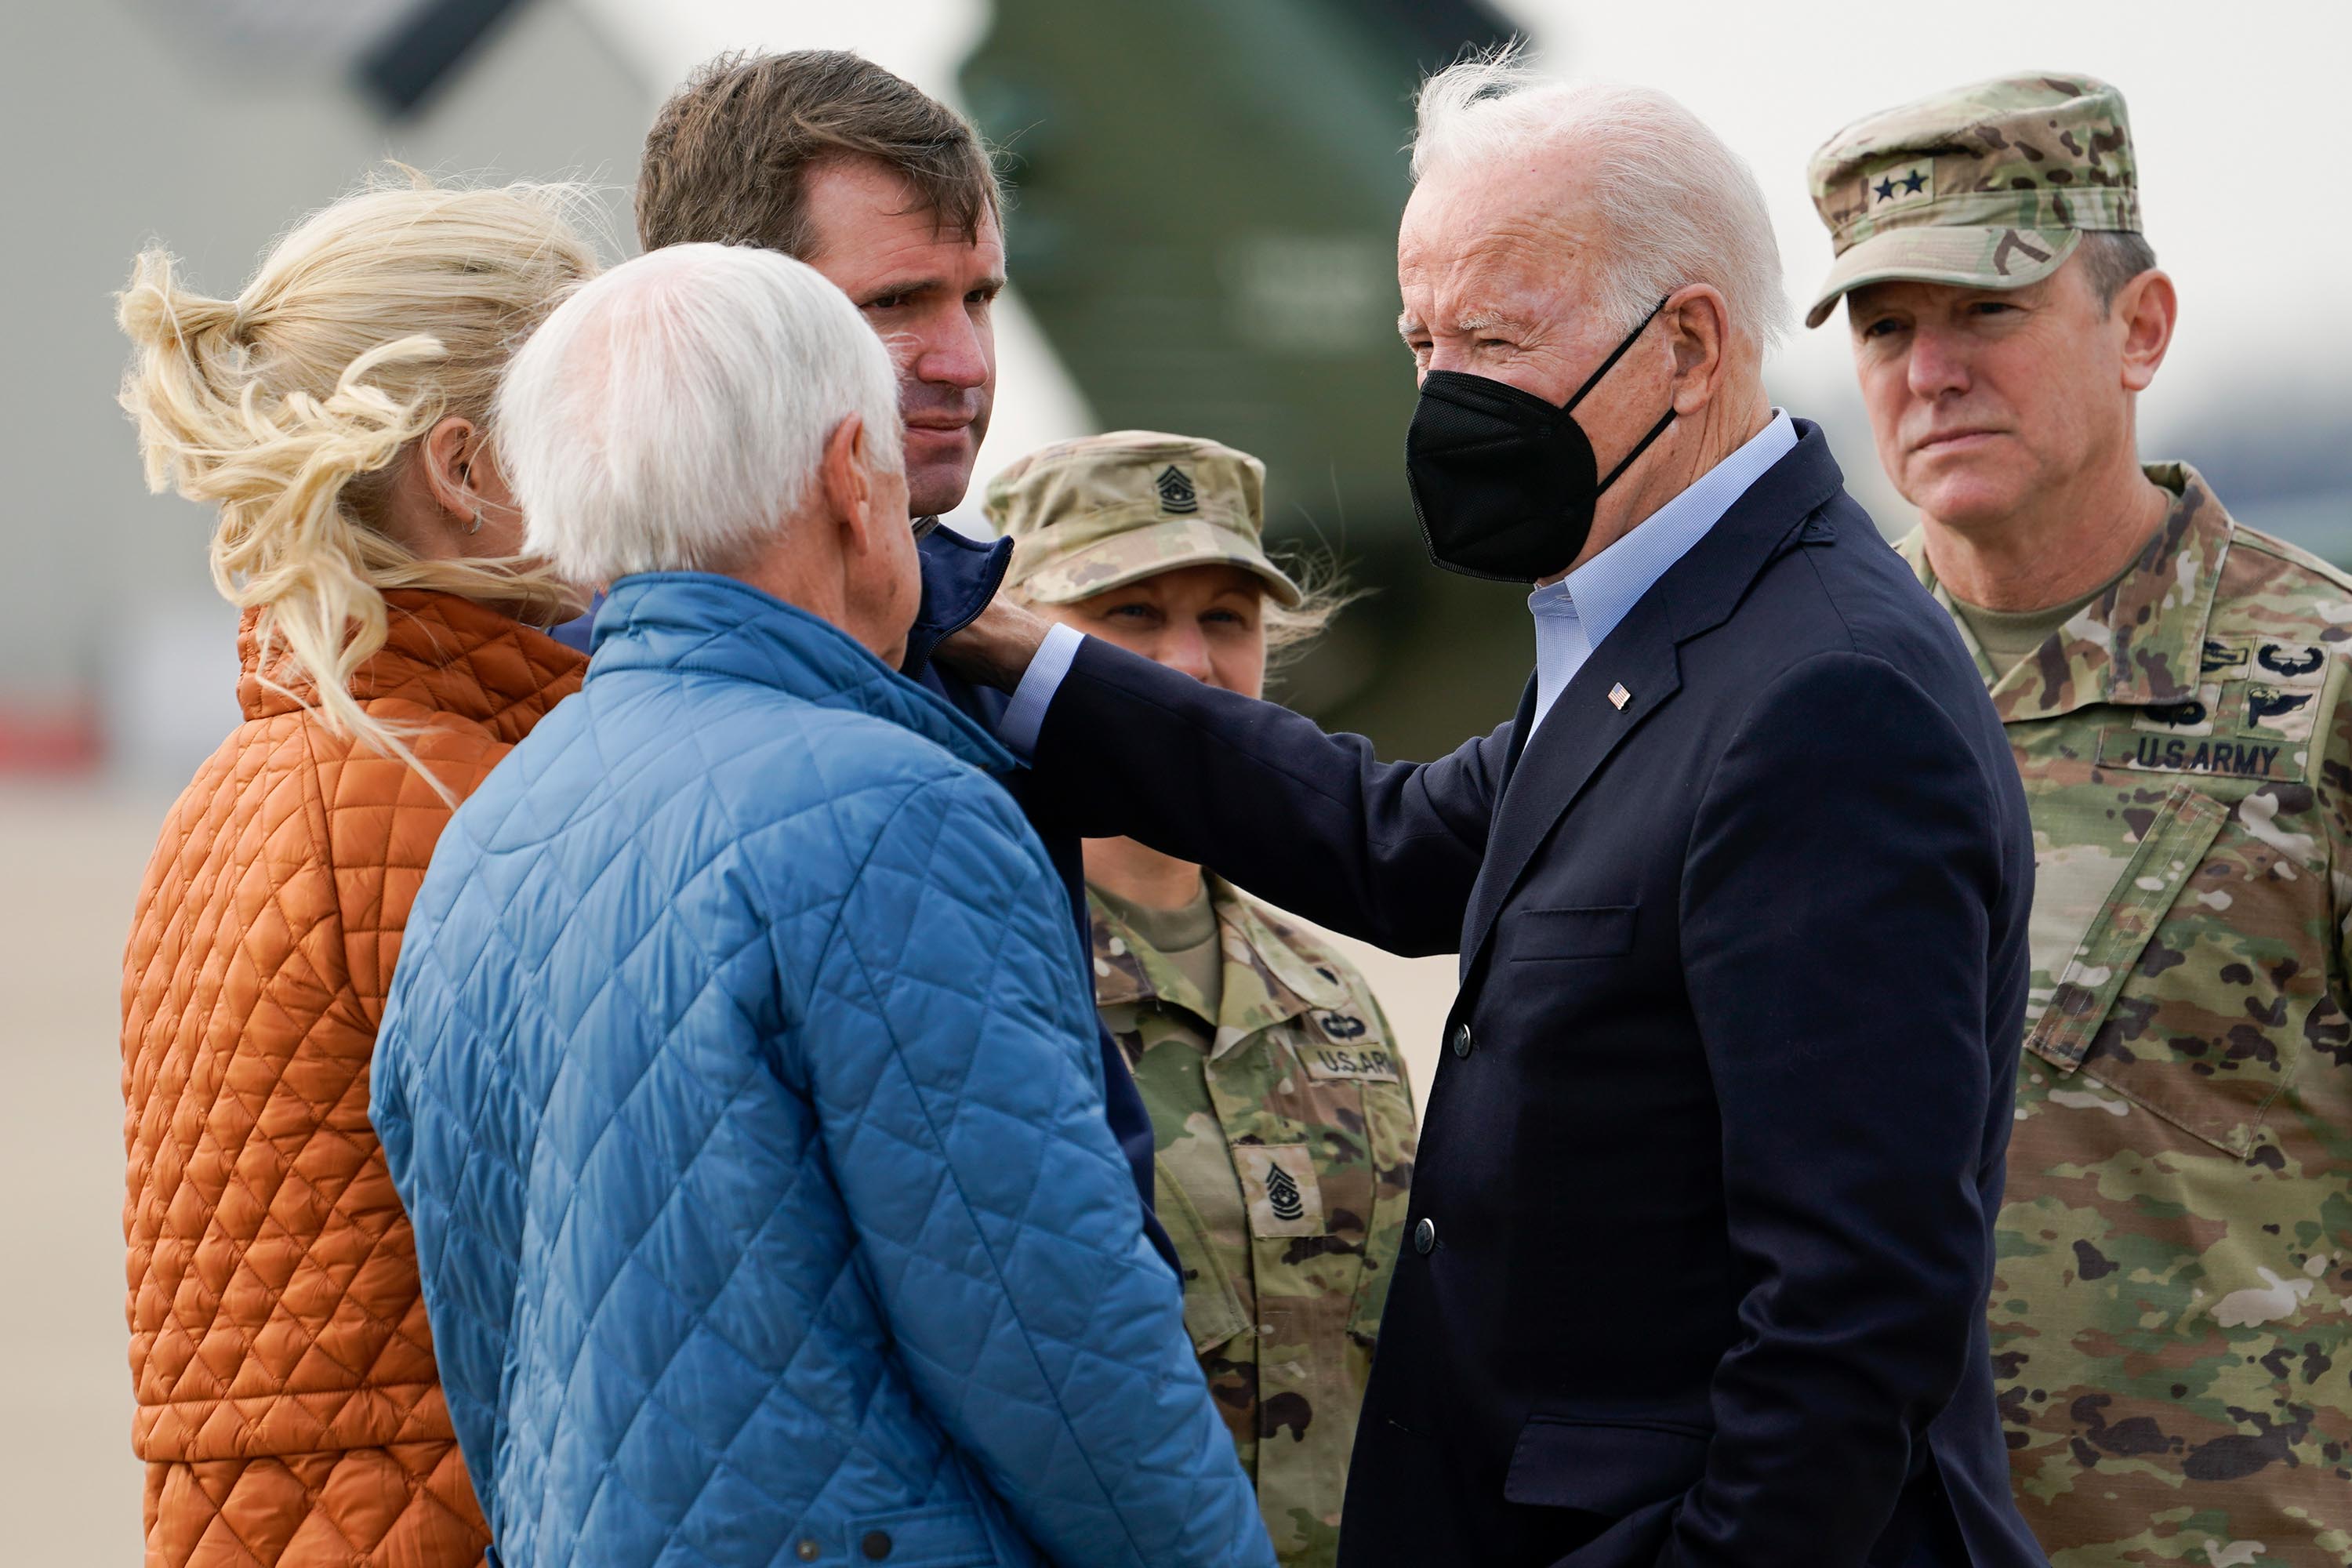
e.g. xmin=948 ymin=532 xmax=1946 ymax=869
xmin=1404 ymin=296 xmax=1675 ymax=583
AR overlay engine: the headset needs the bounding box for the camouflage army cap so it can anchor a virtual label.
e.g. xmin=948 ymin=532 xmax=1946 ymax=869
xmin=1804 ymin=72 xmax=2139 ymax=328
xmin=987 ymin=430 xmax=1303 ymax=607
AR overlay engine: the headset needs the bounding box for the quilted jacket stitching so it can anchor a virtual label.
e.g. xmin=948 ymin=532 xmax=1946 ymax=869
xmin=165 ymin=733 xmax=347 ymax=1444
xmin=387 ymin=827 xmax=866 ymax=1553
xmin=823 ymin=775 xmax=1151 ymax=1558
xmin=379 ymin=579 xmax=1264 ymax=1567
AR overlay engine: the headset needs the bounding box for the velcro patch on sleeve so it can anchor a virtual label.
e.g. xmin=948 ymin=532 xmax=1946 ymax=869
xmin=1236 ymin=1143 xmax=1323 ymax=1237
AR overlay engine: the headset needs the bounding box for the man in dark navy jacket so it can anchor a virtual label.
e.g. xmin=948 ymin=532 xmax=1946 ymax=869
xmin=554 ymin=49 xmax=1174 ymax=1264
xmin=943 ymin=61 xmax=2045 ymax=1568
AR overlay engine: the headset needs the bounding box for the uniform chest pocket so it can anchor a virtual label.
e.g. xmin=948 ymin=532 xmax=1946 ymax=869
xmin=1152 ymin=1158 xmax=1253 ymax=1355
xmin=1509 ymin=904 xmax=1637 ymax=961
xmin=2028 ymin=782 xmax=2229 ymax=1076
xmin=2021 ymin=779 xmax=2316 ymax=1157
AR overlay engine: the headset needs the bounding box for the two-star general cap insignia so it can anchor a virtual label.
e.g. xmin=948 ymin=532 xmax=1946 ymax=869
xmin=1154 ymin=465 xmax=1199 ymax=514
xmin=1867 ymin=159 xmax=1933 ymax=208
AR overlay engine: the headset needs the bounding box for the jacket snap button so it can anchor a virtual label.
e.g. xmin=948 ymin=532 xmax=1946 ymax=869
xmin=1450 ymin=1022 xmax=1473 ymax=1058
xmin=1414 ymin=1217 xmax=1437 ymax=1254
xmin=862 ymin=1530 xmax=893 ymax=1560
xmin=795 ymin=1541 xmax=819 ymax=1563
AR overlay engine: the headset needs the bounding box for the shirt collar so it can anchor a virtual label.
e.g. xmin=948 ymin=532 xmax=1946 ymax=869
xmin=1897 ymin=463 xmax=2236 ymax=720
xmin=1533 ymin=409 xmax=1798 ymax=654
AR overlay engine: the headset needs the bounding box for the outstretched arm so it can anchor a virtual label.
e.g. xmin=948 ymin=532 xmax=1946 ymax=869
xmin=944 ymin=599 xmax=1500 ymax=956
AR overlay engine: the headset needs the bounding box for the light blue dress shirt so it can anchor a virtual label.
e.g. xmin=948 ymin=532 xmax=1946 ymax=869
xmin=997 ymin=409 xmax=1796 ymax=757
xmin=1526 ymin=409 xmax=1794 ymax=733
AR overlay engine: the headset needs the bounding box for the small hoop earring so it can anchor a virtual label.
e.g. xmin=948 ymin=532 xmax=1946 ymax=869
xmin=466 ymin=509 xmax=483 ymax=535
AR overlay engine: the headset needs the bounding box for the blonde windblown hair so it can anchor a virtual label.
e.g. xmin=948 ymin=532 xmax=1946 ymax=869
xmin=116 ymin=169 xmax=601 ymax=770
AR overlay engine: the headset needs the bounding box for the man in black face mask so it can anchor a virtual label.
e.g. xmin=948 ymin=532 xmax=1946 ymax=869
xmin=945 ymin=54 xmax=2040 ymax=1568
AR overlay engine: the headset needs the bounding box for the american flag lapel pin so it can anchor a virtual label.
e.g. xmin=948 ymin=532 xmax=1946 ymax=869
xmin=1608 ymin=682 xmax=1631 ymax=710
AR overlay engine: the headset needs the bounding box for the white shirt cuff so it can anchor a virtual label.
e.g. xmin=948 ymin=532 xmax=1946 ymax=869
xmin=996 ymin=622 xmax=1085 ymax=759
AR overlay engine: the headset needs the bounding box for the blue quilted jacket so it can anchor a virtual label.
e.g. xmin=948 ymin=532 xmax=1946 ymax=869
xmin=374 ymin=573 xmax=1269 ymax=1568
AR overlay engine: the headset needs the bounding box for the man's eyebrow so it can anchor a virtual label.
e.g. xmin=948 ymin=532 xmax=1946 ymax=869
xmin=855 ymin=276 xmax=944 ymax=303
xmin=856 ymin=271 xmax=1007 ymax=305
xmin=1397 ymin=307 xmax=1523 ymax=339
xmin=1453 ymin=307 xmax=1523 ymax=336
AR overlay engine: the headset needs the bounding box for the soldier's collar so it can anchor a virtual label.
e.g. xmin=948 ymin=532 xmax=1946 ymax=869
xmin=1900 ymin=466 xmax=2233 ymax=721
xmin=1205 ymin=880 xmax=1353 ymax=1056
xmin=1087 ymin=893 xmax=1206 ymax=1017
xmin=1088 ymin=880 xmax=1352 ymax=1055
xmin=2097 ymin=466 xmax=2231 ymax=709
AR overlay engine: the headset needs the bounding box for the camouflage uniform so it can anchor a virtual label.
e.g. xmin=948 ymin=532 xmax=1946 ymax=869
xmin=1809 ymin=75 xmax=2352 ymax=1567
xmin=990 ymin=429 xmax=1406 ymax=1565
xmin=1090 ymin=880 xmax=1416 ymax=1568
xmin=1894 ymin=480 xmax=2352 ymax=1566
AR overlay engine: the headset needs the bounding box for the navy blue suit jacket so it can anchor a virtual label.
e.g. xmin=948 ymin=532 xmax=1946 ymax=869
xmin=1014 ymin=426 xmax=2045 ymax=1567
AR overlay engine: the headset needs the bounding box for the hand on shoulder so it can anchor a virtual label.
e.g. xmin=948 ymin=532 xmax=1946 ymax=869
xmin=936 ymin=596 xmax=1055 ymax=691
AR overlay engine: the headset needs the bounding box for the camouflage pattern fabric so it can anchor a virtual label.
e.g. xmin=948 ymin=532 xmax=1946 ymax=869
xmin=1899 ymin=465 xmax=2352 ymax=1566
xmin=985 ymin=430 xmax=1303 ymax=606
xmin=1805 ymin=71 xmax=2138 ymax=327
xmin=1088 ymin=877 xmax=1416 ymax=1568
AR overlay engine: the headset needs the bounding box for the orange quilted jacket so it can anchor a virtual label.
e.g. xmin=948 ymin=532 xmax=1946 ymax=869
xmin=122 ymin=591 xmax=585 ymax=1566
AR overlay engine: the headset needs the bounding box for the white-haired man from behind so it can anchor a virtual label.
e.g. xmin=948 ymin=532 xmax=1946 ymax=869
xmin=370 ymin=242 xmax=1272 ymax=1568
xmin=942 ymin=52 xmax=2047 ymax=1568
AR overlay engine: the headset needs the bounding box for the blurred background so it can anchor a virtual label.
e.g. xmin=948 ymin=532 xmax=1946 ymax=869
xmin=5 ymin=1 xmax=2346 ymax=1558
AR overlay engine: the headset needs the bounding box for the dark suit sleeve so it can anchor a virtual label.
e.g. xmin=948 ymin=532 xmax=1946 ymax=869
xmin=1025 ymin=636 xmax=1500 ymax=957
xmin=1665 ymin=651 xmax=2002 ymax=1567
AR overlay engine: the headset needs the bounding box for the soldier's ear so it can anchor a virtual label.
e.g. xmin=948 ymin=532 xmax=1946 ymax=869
xmin=2115 ymin=269 xmax=2176 ymax=394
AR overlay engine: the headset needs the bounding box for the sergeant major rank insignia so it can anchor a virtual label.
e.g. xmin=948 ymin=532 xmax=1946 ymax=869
xmin=1265 ymin=1163 xmax=1305 ymax=1222
xmin=1238 ymin=1145 xmax=1323 ymax=1237
xmin=1154 ymin=465 xmax=1198 ymax=514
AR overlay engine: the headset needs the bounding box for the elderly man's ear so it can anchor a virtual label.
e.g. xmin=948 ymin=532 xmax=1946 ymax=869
xmin=818 ymin=414 xmax=887 ymax=549
xmin=1663 ymin=284 xmax=1736 ymax=417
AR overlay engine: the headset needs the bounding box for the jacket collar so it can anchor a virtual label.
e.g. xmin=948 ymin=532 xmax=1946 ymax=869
xmin=590 ymin=572 xmax=1013 ymax=773
xmin=1896 ymin=463 xmax=2234 ymax=720
xmin=238 ymin=589 xmax=583 ymax=739
xmin=1091 ymin=876 xmax=1353 ymax=1058
xmin=1545 ymin=411 xmax=1801 ymax=660
xmin=1649 ymin=420 xmax=1848 ymax=644
xmin=1461 ymin=421 xmax=1846 ymax=971
xmin=902 ymin=527 xmax=1014 ymax=681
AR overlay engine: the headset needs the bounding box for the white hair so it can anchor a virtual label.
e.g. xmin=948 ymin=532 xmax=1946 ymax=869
xmin=1410 ymin=49 xmax=1791 ymax=354
xmin=498 ymin=241 xmax=902 ymax=583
